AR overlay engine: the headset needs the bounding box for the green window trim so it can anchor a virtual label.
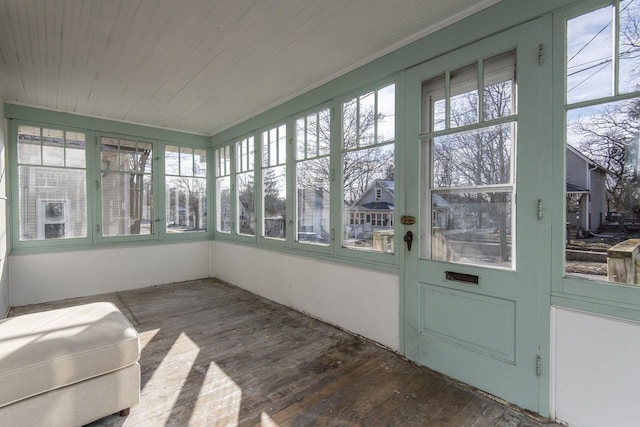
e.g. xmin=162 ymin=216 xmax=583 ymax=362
xmin=8 ymin=112 xmax=211 ymax=253
xmin=551 ymin=0 xmax=640 ymax=320
xmin=211 ymin=78 xmax=401 ymax=268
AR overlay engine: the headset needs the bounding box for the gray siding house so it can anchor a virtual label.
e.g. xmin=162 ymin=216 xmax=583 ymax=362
xmin=566 ymin=145 xmax=607 ymax=233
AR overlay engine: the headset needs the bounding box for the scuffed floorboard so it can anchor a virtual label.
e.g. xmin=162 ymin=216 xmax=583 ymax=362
xmin=10 ymin=279 xmax=561 ymax=427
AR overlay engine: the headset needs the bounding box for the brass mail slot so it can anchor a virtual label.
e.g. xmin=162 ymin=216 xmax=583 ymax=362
xmin=445 ymin=271 xmax=479 ymax=285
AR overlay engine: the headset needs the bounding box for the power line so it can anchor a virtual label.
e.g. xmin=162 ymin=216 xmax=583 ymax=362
xmin=568 ymin=61 xmax=610 ymax=93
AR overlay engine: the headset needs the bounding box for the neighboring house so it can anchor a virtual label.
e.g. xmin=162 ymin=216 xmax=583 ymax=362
xmin=297 ymin=188 xmax=330 ymax=242
xmin=432 ymin=194 xmax=451 ymax=229
xmin=347 ymin=179 xmax=395 ymax=238
xmin=566 ymin=145 xmax=608 ymax=233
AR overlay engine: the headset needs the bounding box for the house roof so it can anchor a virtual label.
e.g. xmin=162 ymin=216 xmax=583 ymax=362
xmin=360 ymin=201 xmax=395 ymax=210
xmin=567 ymin=145 xmax=608 ymax=173
xmin=433 ymin=194 xmax=451 ymax=209
xmin=567 ymin=183 xmax=589 ymax=193
xmin=351 ymin=179 xmax=395 ymax=207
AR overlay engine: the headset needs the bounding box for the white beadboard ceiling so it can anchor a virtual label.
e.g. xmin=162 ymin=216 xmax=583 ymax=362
xmin=0 ymin=0 xmax=498 ymax=136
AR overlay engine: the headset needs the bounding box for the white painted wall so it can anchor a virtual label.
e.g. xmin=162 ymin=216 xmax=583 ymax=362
xmin=212 ymin=240 xmax=400 ymax=351
xmin=552 ymin=307 xmax=640 ymax=427
xmin=9 ymin=241 xmax=211 ymax=306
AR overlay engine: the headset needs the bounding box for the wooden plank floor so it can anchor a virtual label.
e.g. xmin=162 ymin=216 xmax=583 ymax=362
xmin=10 ymin=279 xmax=560 ymax=427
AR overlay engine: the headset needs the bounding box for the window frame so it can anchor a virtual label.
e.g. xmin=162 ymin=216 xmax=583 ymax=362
xmin=257 ymin=122 xmax=290 ymax=248
xmin=213 ymin=143 xmax=234 ymax=238
xmin=335 ymin=79 xmax=399 ymax=264
xmin=10 ymin=120 xmax=94 ymax=250
xmin=162 ymin=141 xmax=210 ymax=240
xmin=8 ymin=114 xmax=212 ymax=253
xmin=291 ymin=103 xmax=334 ymax=256
xmin=95 ymin=132 xmax=159 ymax=245
xmin=551 ymin=0 xmax=640 ymax=321
xmin=233 ymin=134 xmax=259 ymax=243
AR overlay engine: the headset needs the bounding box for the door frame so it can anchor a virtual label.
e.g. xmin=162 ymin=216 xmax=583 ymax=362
xmin=399 ymin=15 xmax=553 ymax=416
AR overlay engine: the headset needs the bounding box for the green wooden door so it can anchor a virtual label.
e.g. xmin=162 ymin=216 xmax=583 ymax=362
xmin=403 ymin=17 xmax=552 ymax=414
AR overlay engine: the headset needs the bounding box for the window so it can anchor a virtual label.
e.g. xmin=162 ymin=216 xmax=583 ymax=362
xmin=262 ymin=125 xmax=287 ymax=240
xmin=215 ymin=145 xmax=232 ymax=233
xmin=100 ymin=137 xmax=154 ymax=237
xmin=236 ymin=136 xmax=256 ymax=236
xmin=165 ymin=145 xmax=207 ymax=233
xmin=342 ymin=83 xmax=395 ymax=253
xmin=296 ymin=108 xmax=331 ymax=245
xmin=423 ymin=51 xmax=516 ymax=268
xmin=564 ymin=1 xmax=640 ymax=285
xmin=17 ymin=125 xmax=87 ymax=241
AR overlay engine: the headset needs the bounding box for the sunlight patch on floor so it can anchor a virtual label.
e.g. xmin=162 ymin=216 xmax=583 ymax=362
xmin=261 ymin=411 xmax=281 ymax=426
xmin=186 ymin=360 xmax=242 ymax=425
xmin=141 ymin=332 xmax=200 ymax=423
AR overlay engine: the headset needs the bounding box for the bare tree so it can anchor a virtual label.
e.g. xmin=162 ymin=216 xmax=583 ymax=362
xmin=432 ymin=82 xmax=513 ymax=262
xmin=571 ymin=98 xmax=640 ymax=213
xmin=295 ymin=104 xmax=394 ymax=206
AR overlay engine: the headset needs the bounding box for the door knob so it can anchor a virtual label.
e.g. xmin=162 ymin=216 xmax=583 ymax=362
xmin=404 ymin=230 xmax=413 ymax=251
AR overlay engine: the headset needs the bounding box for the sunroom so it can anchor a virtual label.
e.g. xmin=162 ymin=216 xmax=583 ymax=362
xmin=1 ymin=0 xmax=639 ymax=426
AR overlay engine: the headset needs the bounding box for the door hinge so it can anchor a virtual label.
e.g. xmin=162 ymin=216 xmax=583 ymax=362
xmin=95 ymin=180 xmax=100 ymax=190
xmin=536 ymin=355 xmax=542 ymax=377
xmin=331 ymin=228 xmax=335 ymax=241
xmin=96 ymin=224 xmax=100 ymax=234
xmin=537 ymin=199 xmax=543 ymax=221
xmin=538 ymin=44 xmax=544 ymax=65
xmin=330 ymin=168 xmax=336 ymax=181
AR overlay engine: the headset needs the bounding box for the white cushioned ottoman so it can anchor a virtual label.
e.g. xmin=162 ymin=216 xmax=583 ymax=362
xmin=0 ymin=302 xmax=141 ymax=426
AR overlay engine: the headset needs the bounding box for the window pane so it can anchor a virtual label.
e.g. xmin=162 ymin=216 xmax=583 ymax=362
xmin=18 ymin=166 xmax=87 ymax=240
xmin=166 ymin=176 xmax=207 ymax=233
xmin=307 ymin=114 xmax=318 ymax=158
xmin=450 ymin=64 xmax=478 ymax=128
xmin=483 ymin=51 xmax=516 ymax=120
xmin=422 ymin=75 xmax=446 ymax=133
xmin=165 ymin=145 xmax=180 ymax=175
xmin=101 ymin=137 xmax=119 ymax=173
xmin=433 ymin=100 xmax=446 ymax=132
xmin=138 ymin=142 xmax=153 ymax=174
xmin=65 ymin=131 xmax=86 ymax=168
xmin=263 ymin=165 xmax=286 ymax=239
xmin=431 ymin=192 xmax=512 ymax=268
xmin=566 ymin=98 xmax=640 ymax=284
xmin=101 ymin=137 xmax=153 ymax=237
xmin=297 ymin=158 xmax=330 ymax=245
xmin=359 ymin=92 xmax=375 ymax=146
xmin=319 ymin=109 xmax=331 ymax=156
xmin=215 ymin=146 xmax=230 ymax=177
xmin=194 ymin=149 xmax=207 ymax=177
xmin=567 ymin=5 xmax=614 ymax=104
xmin=378 ymin=84 xmax=395 ymax=143
xmin=343 ymin=98 xmax=359 ymax=150
xmin=180 ymin=147 xmax=194 ymax=176
xmin=18 ymin=125 xmax=41 ymax=165
xmin=216 ymin=176 xmax=231 ymax=233
xmin=101 ymin=172 xmax=153 ymax=236
xmin=269 ymin=128 xmax=278 ymax=167
xmin=278 ymin=125 xmax=287 ymax=165
xmin=42 ymin=128 xmax=65 ymax=167
xmin=296 ymin=118 xmax=306 ymax=160
xmin=619 ymin=0 xmax=640 ymax=94
xmin=237 ymin=171 xmax=255 ymax=236
xmin=433 ymin=123 xmax=513 ymax=188
xmin=343 ymin=145 xmax=394 ymax=252
xmin=119 ymin=139 xmax=138 ymax=172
